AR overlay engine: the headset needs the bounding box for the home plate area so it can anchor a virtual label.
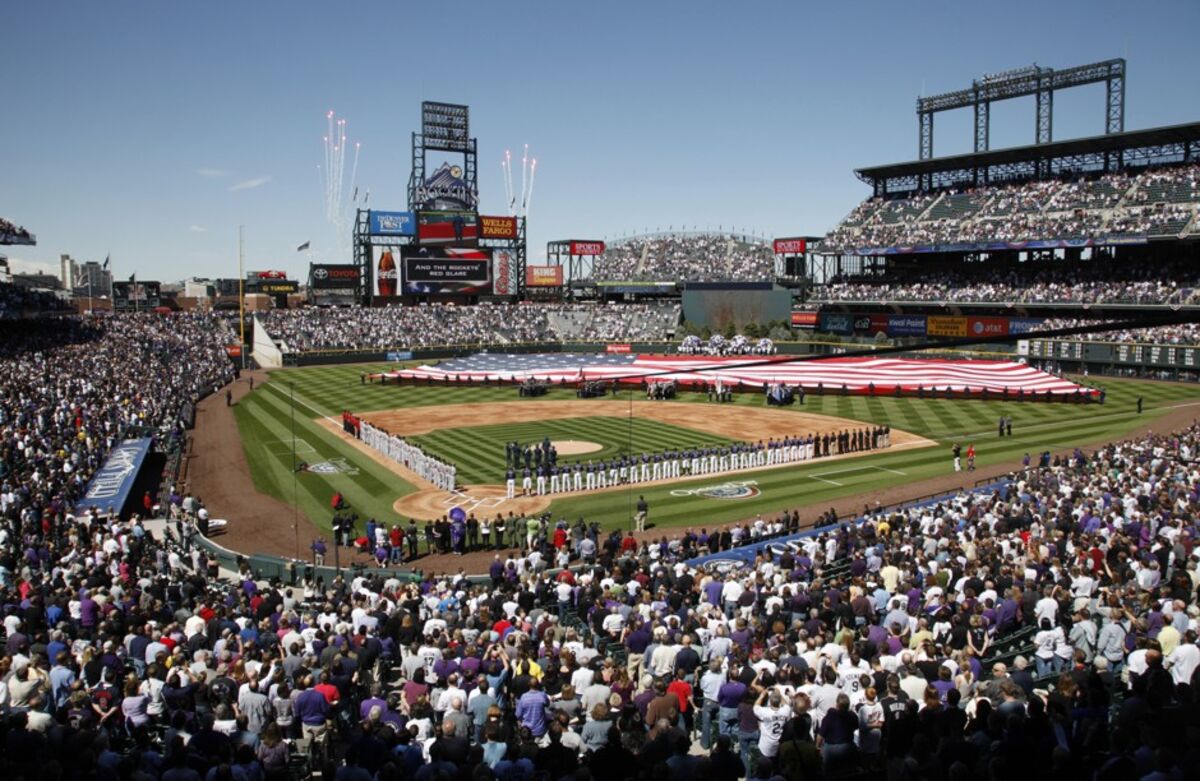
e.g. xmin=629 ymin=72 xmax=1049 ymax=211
xmin=443 ymin=488 xmax=506 ymax=512
xmin=392 ymin=485 xmax=551 ymax=521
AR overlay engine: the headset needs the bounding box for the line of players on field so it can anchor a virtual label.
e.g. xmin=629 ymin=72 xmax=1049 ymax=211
xmin=503 ymin=425 xmax=891 ymax=497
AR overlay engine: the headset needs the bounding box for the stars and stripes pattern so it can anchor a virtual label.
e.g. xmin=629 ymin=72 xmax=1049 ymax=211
xmin=383 ymin=353 xmax=1094 ymax=396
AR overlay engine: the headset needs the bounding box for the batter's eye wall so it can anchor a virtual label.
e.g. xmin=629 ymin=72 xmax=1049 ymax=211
xmin=682 ymin=286 xmax=791 ymax=331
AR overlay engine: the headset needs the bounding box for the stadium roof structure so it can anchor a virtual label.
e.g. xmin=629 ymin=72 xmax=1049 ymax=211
xmin=856 ymin=121 xmax=1200 ymax=196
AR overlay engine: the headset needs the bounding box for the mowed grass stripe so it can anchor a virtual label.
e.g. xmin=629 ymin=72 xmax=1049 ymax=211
xmin=234 ymin=392 xmax=346 ymax=514
xmin=248 ymin=383 xmax=414 ymax=525
xmin=410 ymin=415 xmax=734 ymax=483
xmin=240 ymin=366 xmax=1200 ymax=533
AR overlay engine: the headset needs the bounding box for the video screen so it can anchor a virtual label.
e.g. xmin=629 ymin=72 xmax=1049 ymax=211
xmin=417 ymin=210 xmax=478 ymax=247
xmin=401 ymin=247 xmax=492 ymax=295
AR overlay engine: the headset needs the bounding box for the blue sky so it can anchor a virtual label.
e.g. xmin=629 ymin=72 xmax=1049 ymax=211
xmin=2 ymin=0 xmax=1198 ymax=281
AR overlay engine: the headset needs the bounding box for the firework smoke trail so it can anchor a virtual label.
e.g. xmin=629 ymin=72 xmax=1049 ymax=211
xmin=525 ymin=158 xmax=538 ymax=221
xmin=350 ymin=142 xmax=361 ymax=203
xmin=319 ymin=111 xmax=360 ymax=258
xmin=520 ymin=143 xmax=528 ymax=216
xmin=502 ymin=150 xmax=515 ymax=216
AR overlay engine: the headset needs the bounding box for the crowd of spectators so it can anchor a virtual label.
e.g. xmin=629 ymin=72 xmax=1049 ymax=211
xmin=1 ymin=405 xmax=1199 ymax=779
xmin=1038 ymin=320 xmax=1200 ymax=346
xmin=0 ymin=312 xmax=235 ymax=513
xmin=0 ymin=280 xmax=71 ymax=318
xmin=821 ymin=163 xmax=1200 ymax=251
xmin=0 ymin=217 xmax=34 ymax=242
xmin=261 ymin=304 xmax=681 ymax=352
xmin=591 ymin=234 xmax=775 ymax=283
xmin=816 ymin=259 xmax=1199 ymax=305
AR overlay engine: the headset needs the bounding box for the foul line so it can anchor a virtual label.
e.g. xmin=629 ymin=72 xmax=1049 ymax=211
xmin=264 ymin=383 xmax=339 ymax=425
xmin=809 ymin=464 xmax=907 ymax=487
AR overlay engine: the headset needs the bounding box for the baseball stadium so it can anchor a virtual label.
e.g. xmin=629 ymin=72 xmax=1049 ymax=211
xmin=4 ymin=6 xmax=1200 ymax=780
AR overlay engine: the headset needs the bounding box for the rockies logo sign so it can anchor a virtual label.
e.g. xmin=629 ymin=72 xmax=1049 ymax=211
xmin=701 ymin=558 xmax=750 ymax=575
xmin=669 ymin=480 xmax=761 ymax=500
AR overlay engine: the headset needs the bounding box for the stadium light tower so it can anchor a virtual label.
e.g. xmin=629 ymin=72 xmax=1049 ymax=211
xmin=917 ymin=59 xmax=1126 ymax=160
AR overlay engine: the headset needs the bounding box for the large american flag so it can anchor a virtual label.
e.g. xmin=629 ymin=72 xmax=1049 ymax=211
xmin=382 ymin=353 xmax=1094 ymax=396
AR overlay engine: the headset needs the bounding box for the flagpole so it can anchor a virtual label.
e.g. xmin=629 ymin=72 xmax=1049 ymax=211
xmin=238 ymin=226 xmax=246 ymax=371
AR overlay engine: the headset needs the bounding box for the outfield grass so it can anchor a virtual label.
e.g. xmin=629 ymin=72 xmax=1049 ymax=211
xmin=410 ymin=416 xmax=734 ymax=485
xmin=234 ymin=362 xmax=1200 ymax=534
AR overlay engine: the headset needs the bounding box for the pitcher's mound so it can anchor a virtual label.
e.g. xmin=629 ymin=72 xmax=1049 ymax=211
xmin=552 ymin=440 xmax=602 ymax=455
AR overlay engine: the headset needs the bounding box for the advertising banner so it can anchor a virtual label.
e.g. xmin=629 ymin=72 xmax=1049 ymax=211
xmin=606 ymin=344 xmax=632 ymax=354
xmin=258 ymin=281 xmax=298 ymax=294
xmin=224 ymin=345 xmax=242 ymax=358
xmin=386 ymin=351 xmax=414 ymax=362
xmin=254 ymin=270 xmax=287 ymax=280
xmin=525 ymin=265 xmax=564 ymax=287
xmin=887 ymin=315 xmax=927 ymax=337
xmin=493 ymin=249 xmax=513 ymax=296
xmin=479 ymin=215 xmax=518 ymax=240
xmin=773 ymin=237 xmax=807 ymax=255
xmin=967 ymin=316 xmax=1009 ymax=338
xmin=569 ymin=241 xmax=606 ymax=256
xmin=74 ymin=438 xmax=152 ymax=517
xmin=368 ymin=210 xmax=415 ymax=236
xmin=819 ymin=312 xmax=853 ymax=335
xmin=402 ymin=247 xmax=492 ymax=294
xmin=310 ymin=264 xmax=361 ymax=289
xmin=1008 ymin=317 xmax=1044 ymax=335
xmin=791 ymin=311 xmax=818 ymax=327
xmin=418 ymin=210 xmax=478 ymax=247
xmin=926 ymin=315 xmax=968 ymax=337
xmin=373 ymin=247 xmax=399 ymax=297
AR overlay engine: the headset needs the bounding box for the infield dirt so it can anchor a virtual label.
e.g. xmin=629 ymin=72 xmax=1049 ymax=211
xmin=313 ymin=399 xmax=934 ymax=520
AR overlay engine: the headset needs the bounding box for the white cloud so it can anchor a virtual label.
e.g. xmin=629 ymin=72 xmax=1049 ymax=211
xmin=229 ymin=176 xmax=271 ymax=192
xmin=195 ymin=168 xmax=232 ymax=178
xmin=188 ymin=225 xmax=207 ymax=233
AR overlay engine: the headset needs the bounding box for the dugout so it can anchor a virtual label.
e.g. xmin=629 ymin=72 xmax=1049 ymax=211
xmin=681 ymin=282 xmax=791 ymax=331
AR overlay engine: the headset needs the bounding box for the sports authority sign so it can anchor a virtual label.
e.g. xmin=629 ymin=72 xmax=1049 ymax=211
xmin=569 ymin=241 xmax=605 ymax=256
xmin=773 ymin=237 xmax=807 ymax=254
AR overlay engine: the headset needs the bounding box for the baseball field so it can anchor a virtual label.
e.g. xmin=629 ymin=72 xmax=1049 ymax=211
xmin=225 ymin=361 xmax=1200 ymax=542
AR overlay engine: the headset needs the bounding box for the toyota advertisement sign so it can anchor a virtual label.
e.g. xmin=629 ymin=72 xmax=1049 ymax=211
xmin=309 ymin=264 xmax=361 ymax=290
